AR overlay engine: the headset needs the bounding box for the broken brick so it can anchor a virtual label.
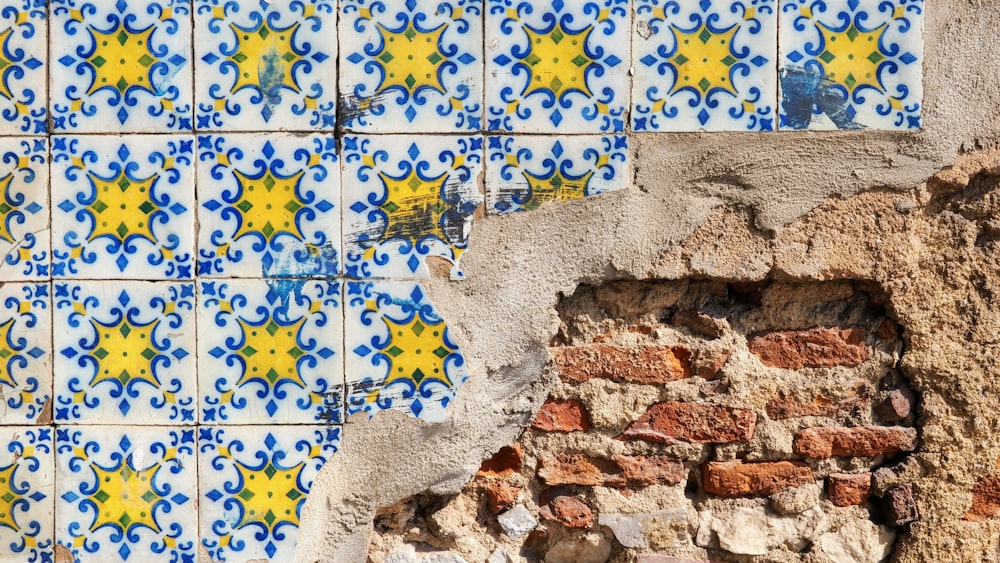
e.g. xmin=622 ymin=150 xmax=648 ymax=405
xmin=550 ymin=344 xmax=692 ymax=384
xmin=531 ymin=399 xmax=591 ymax=433
xmin=478 ymin=445 xmax=523 ymax=476
xmin=618 ymin=402 xmax=756 ymax=444
xmin=748 ymin=327 xmax=869 ymax=370
xmin=703 ymin=460 xmax=815 ymax=497
xmin=793 ymin=426 xmax=917 ymax=459
xmin=539 ymin=495 xmax=593 ymax=528
xmin=827 ymin=473 xmax=872 ymax=507
xmin=538 ymin=454 xmax=684 ymax=488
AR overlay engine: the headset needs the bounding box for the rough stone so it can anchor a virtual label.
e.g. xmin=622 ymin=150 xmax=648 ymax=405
xmin=544 ymin=533 xmax=612 ymax=563
xmin=487 ymin=548 xmax=512 ymax=563
xmin=598 ymin=510 xmax=688 ymax=549
xmin=385 ymin=544 xmax=470 ymax=563
xmin=748 ymin=327 xmax=869 ymax=370
xmin=882 ymin=484 xmax=919 ymax=527
xmin=670 ymin=309 xmax=727 ymax=339
xmin=496 ymin=504 xmax=538 ymax=539
xmin=768 ymin=482 xmax=821 ymax=515
xmin=637 ymin=557 xmax=715 ymax=563
xmin=793 ymin=426 xmax=918 ymax=458
xmin=551 ymin=344 xmax=692 ymax=384
xmin=539 ymin=454 xmax=684 ymax=488
xmin=618 ymin=402 xmax=757 ymax=444
xmin=702 ymin=460 xmax=815 ymax=497
xmin=827 ymin=473 xmax=872 ymax=507
xmin=765 ymin=385 xmax=869 ymax=420
xmin=696 ymin=506 xmax=828 ymax=555
xmin=532 ymin=398 xmax=591 ymax=432
xmin=539 ymin=495 xmax=593 ymax=528
xmin=965 ymin=476 xmax=1000 ymax=521
xmin=878 ymin=387 xmax=917 ymax=422
xmin=484 ymin=481 xmax=521 ymax=515
xmin=817 ymin=519 xmax=896 ymax=563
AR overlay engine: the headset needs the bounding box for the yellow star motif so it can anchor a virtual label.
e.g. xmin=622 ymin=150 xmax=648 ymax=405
xmin=234 ymin=317 xmax=308 ymax=389
xmin=0 ymin=462 xmax=22 ymax=532
xmin=520 ymin=167 xmax=594 ymax=211
xmin=816 ymin=21 xmax=888 ymax=94
xmin=523 ymin=23 xmax=594 ymax=97
xmin=668 ymin=23 xmax=739 ymax=96
xmin=376 ymin=168 xmax=452 ymax=246
xmin=228 ymin=21 xmax=302 ymax=94
xmin=88 ymin=317 xmax=161 ymax=390
xmin=380 ymin=314 xmax=456 ymax=390
xmin=88 ymin=459 xmax=163 ymax=534
xmin=86 ymin=170 xmax=160 ymax=244
xmin=232 ymin=460 xmax=306 ymax=532
xmin=375 ymin=21 xmax=448 ymax=95
xmin=230 ymin=169 xmax=307 ymax=243
xmin=86 ymin=23 xmax=160 ymax=95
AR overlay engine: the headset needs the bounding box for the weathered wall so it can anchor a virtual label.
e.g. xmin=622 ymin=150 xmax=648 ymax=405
xmin=297 ymin=3 xmax=1000 ymax=562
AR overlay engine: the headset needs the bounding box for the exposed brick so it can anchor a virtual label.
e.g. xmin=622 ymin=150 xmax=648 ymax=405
xmin=827 ymin=473 xmax=872 ymax=507
xmin=539 ymin=495 xmax=593 ymax=528
xmin=550 ymin=344 xmax=692 ymax=384
xmin=531 ymin=399 xmax=591 ymax=433
xmin=766 ymin=385 xmax=869 ymax=420
xmin=793 ymin=426 xmax=918 ymax=459
xmin=484 ymin=481 xmax=522 ymax=515
xmin=618 ymin=402 xmax=756 ymax=444
xmin=748 ymin=327 xmax=870 ymax=370
xmin=883 ymin=483 xmax=919 ymax=526
xmin=693 ymin=347 xmax=734 ymax=379
xmin=702 ymin=460 xmax=815 ymax=497
xmin=964 ymin=476 xmax=1000 ymax=521
xmin=478 ymin=445 xmax=523 ymax=476
xmin=877 ymin=387 xmax=916 ymax=422
xmin=538 ymin=454 xmax=684 ymax=488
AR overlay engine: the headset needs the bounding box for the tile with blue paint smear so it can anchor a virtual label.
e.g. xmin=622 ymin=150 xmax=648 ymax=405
xmin=0 ymin=1 xmax=46 ymax=135
xmin=51 ymin=135 xmax=195 ymax=280
xmin=632 ymin=0 xmax=777 ymax=132
xmin=198 ymin=279 xmax=343 ymax=424
xmin=486 ymin=135 xmax=629 ymax=213
xmin=485 ymin=0 xmax=630 ymax=133
xmin=194 ymin=0 xmax=338 ymax=130
xmin=779 ymin=0 xmax=924 ymax=130
xmin=0 ymin=138 xmax=49 ymax=281
xmin=53 ymin=281 xmax=197 ymax=425
xmin=339 ymin=0 xmax=483 ymax=132
xmin=0 ymin=283 xmax=50 ymax=425
xmin=0 ymin=426 xmax=54 ymax=563
xmin=50 ymin=0 xmax=193 ymax=132
xmin=196 ymin=133 xmax=340 ymax=278
xmin=342 ymin=135 xmax=483 ymax=279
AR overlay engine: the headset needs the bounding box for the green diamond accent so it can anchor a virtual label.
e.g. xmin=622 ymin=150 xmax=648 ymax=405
xmin=241 ymin=345 xmax=257 ymax=357
xmin=288 ymin=347 xmax=303 ymax=359
xmin=94 ymin=348 xmax=108 ymax=360
xmin=0 ymin=492 xmax=13 ymax=503
xmin=265 ymin=367 xmax=280 ymax=383
xmin=117 ymin=176 xmax=131 ymax=191
xmin=118 ymin=370 xmax=130 ymax=383
xmin=412 ymin=368 xmax=425 ymax=383
xmin=116 ymin=30 xmax=128 ymax=46
xmin=263 ymin=509 xmax=277 ymax=526
xmin=551 ymin=28 xmax=564 ymax=44
xmin=91 ymin=55 xmax=106 ymax=68
xmin=236 ymin=200 xmax=253 ymax=212
xmin=138 ymin=201 xmax=155 ymax=214
xmin=258 ymin=27 xmax=270 ymax=39
xmin=119 ymin=513 xmax=132 ymax=527
xmin=91 ymin=200 xmax=107 ymax=213
xmin=404 ymin=27 xmax=416 ymax=41
xmin=141 ymin=490 xmax=158 ymax=503
xmin=263 ymin=175 xmax=276 ymax=190
xmin=266 ymin=320 xmax=280 ymax=336
xmin=407 ymin=176 xmax=422 ymax=191
xmin=0 ymin=348 xmax=10 ymax=359
xmin=433 ymin=346 xmax=450 ymax=359
xmin=844 ymin=72 xmax=857 ymax=89
xmin=673 ymin=53 xmax=689 ymax=65
xmin=411 ymin=321 xmax=425 ymax=336
xmin=286 ymin=489 xmax=302 ymax=500
xmin=571 ymin=54 xmax=589 ymax=67
xmin=284 ymin=201 xmax=302 ymax=213
xmin=94 ymin=490 xmax=110 ymax=503
xmin=698 ymin=77 xmax=711 ymax=92
xmin=232 ymin=52 xmax=248 ymax=63
xmin=722 ymin=54 xmax=736 ymax=66
xmin=238 ymin=488 xmax=255 ymax=501
xmin=550 ymin=76 xmax=563 ymax=92
xmin=119 ymin=324 xmax=131 ymax=338
xmin=386 ymin=345 xmax=403 ymax=357
xmin=867 ymin=51 xmax=884 ymax=64
xmin=141 ymin=348 xmax=156 ymax=360
xmin=263 ymin=464 xmax=277 ymax=479
xmin=525 ymin=53 xmax=541 ymax=66
xmin=698 ymin=28 xmax=712 ymax=44
xmin=550 ymin=176 xmax=564 ymax=189
xmin=116 ymin=222 xmax=129 ymax=238
xmin=261 ymin=222 xmax=275 ymax=238
xmin=846 ymin=25 xmax=859 ymax=41
xmin=282 ymin=52 xmax=296 ymax=62
xmin=383 ymin=201 xmax=400 ymax=213
xmin=404 ymin=73 xmax=416 ymax=89
xmin=138 ymin=54 xmax=154 ymax=67
xmin=819 ymin=50 xmax=835 ymax=64
xmin=427 ymin=52 xmax=442 ymax=64
xmin=115 ymin=77 xmax=129 ymax=92
xmin=379 ymin=52 xmax=394 ymax=63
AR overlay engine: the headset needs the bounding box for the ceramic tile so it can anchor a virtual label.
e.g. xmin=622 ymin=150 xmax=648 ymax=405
xmin=198 ymin=425 xmax=339 ymax=562
xmin=485 ymin=0 xmax=629 ymax=133
xmin=0 ymin=138 xmax=49 ymax=281
xmin=194 ymin=0 xmax=338 ymax=131
xmin=53 ymin=281 xmax=196 ymax=425
xmin=196 ymin=133 xmax=340 ymax=278
xmin=0 ymin=283 xmax=50 ymax=425
xmin=51 ymin=135 xmax=195 ymax=280
xmin=339 ymin=0 xmax=483 ymax=132
xmin=342 ymin=135 xmax=483 ymax=279
xmin=0 ymin=426 xmax=54 ymax=563
xmin=0 ymin=2 xmax=46 ymax=135
xmin=198 ymin=279 xmax=343 ymax=424
xmin=50 ymin=0 xmax=193 ymax=132
xmin=55 ymin=426 xmax=197 ymax=563
xmin=778 ymin=0 xmax=924 ymax=130
xmin=486 ymin=135 xmax=629 ymax=213
xmin=345 ymin=280 xmax=471 ymax=423
xmin=632 ymin=0 xmax=777 ymax=132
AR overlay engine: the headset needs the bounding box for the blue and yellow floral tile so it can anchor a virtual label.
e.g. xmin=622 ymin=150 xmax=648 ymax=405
xmin=0 ymin=138 xmax=48 ymax=281
xmin=55 ymin=426 xmax=197 ymax=563
xmin=342 ymin=135 xmax=483 ymax=280
xmin=51 ymin=135 xmax=195 ymax=280
xmin=778 ymin=0 xmax=924 ymax=130
xmin=194 ymin=0 xmax=338 ymax=131
xmin=52 ymin=281 xmax=196 ymax=425
xmin=339 ymin=0 xmax=483 ymax=132
xmin=485 ymin=0 xmax=629 ymax=133
xmin=50 ymin=0 xmax=193 ymax=132
xmin=198 ymin=279 xmax=343 ymax=424
xmin=196 ymin=133 xmax=340 ymax=278
xmin=345 ymin=281 xmax=470 ymax=423
xmin=0 ymin=1 xmax=46 ymax=135
xmin=0 ymin=426 xmax=53 ymax=563
xmin=199 ymin=425 xmax=339 ymax=562
xmin=486 ymin=135 xmax=629 ymax=213
xmin=0 ymin=283 xmax=50 ymax=425
xmin=632 ymin=0 xmax=777 ymax=132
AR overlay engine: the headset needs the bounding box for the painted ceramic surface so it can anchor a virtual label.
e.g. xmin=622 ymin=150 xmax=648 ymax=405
xmin=0 ymin=426 xmax=53 ymax=563
xmin=0 ymin=137 xmax=48 ymax=280
xmin=779 ymin=0 xmax=923 ymax=130
xmin=0 ymin=283 xmax=50 ymax=425
xmin=198 ymin=279 xmax=343 ymax=425
xmin=487 ymin=135 xmax=629 ymax=213
xmin=339 ymin=0 xmax=483 ymax=132
xmin=53 ymin=281 xmax=196 ymax=425
xmin=0 ymin=1 xmax=45 ymax=135
xmin=342 ymin=135 xmax=483 ymax=280
xmin=194 ymin=0 xmax=338 ymax=131
xmin=51 ymin=135 xmax=195 ymax=280
xmin=196 ymin=133 xmax=340 ymax=278
xmin=633 ymin=0 xmax=777 ymax=132
xmin=199 ymin=425 xmax=340 ymax=562
xmin=55 ymin=426 xmax=197 ymax=562
xmin=345 ymin=280 xmax=471 ymax=423
xmin=50 ymin=0 xmax=193 ymax=132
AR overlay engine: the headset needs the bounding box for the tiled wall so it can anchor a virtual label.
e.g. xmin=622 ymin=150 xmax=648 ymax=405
xmin=0 ymin=0 xmax=923 ymax=561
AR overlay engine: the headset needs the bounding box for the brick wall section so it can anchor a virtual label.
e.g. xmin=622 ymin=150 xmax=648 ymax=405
xmin=748 ymin=327 xmax=870 ymax=369
xmin=538 ymin=454 xmax=684 ymax=488
xmin=793 ymin=426 xmax=918 ymax=458
xmin=702 ymin=460 xmax=815 ymax=497
xmin=550 ymin=344 xmax=693 ymax=384
xmin=618 ymin=402 xmax=757 ymax=444
xmin=531 ymin=398 xmax=591 ymax=432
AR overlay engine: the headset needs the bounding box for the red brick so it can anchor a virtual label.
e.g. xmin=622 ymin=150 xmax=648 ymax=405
xmin=793 ymin=426 xmax=917 ymax=459
xmin=766 ymin=385 xmax=869 ymax=420
xmin=539 ymin=495 xmax=593 ymax=528
xmin=702 ymin=460 xmax=814 ymax=497
xmin=748 ymin=327 xmax=869 ymax=370
xmin=538 ymin=454 xmax=684 ymax=488
xmin=550 ymin=344 xmax=692 ymax=384
xmin=484 ymin=481 xmax=522 ymax=515
xmin=877 ymin=387 xmax=916 ymax=422
xmin=692 ymin=348 xmax=734 ymax=379
xmin=883 ymin=484 xmax=919 ymax=526
xmin=965 ymin=476 xmax=1000 ymax=522
xmin=827 ymin=473 xmax=872 ymax=507
xmin=478 ymin=445 xmax=523 ymax=476
xmin=532 ymin=399 xmax=591 ymax=433
xmin=618 ymin=402 xmax=756 ymax=444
